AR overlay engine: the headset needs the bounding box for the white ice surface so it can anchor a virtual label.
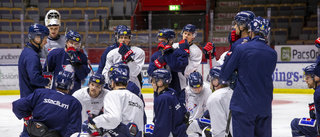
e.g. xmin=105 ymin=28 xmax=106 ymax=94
xmin=0 ymin=94 xmax=313 ymax=137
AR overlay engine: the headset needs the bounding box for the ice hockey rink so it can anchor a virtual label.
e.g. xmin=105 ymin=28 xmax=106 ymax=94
xmin=0 ymin=93 xmax=314 ymax=137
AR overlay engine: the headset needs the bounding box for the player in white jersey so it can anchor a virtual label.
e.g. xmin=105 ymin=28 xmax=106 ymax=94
xmin=72 ymin=73 xmax=108 ymax=126
xmin=172 ymin=24 xmax=202 ymax=78
xmin=88 ymin=63 xmax=144 ymax=136
xmin=186 ymin=72 xmax=212 ymax=120
xmin=206 ymin=66 xmax=234 ymax=137
xmin=39 ymin=9 xmax=66 ymax=58
xmin=102 ymin=27 xmax=145 ymax=90
xmin=185 ymin=72 xmax=212 ymax=136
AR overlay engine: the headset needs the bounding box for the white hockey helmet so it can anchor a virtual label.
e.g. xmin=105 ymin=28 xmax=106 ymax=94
xmin=45 ymin=9 xmax=61 ymax=26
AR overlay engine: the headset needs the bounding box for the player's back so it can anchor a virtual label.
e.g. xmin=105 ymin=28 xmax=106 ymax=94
xmin=154 ymin=88 xmax=187 ymax=137
xmin=14 ymin=88 xmax=82 ymax=136
xmin=231 ymin=35 xmax=277 ymax=115
xmin=105 ymin=89 xmax=144 ymax=132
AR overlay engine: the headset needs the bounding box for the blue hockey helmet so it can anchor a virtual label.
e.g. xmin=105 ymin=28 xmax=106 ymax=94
xmin=55 ymin=70 xmax=74 ymax=91
xmin=248 ymin=16 xmax=271 ymax=37
xmin=157 ymin=28 xmax=175 ymax=42
xmin=234 ymin=11 xmax=256 ymax=28
xmin=182 ymin=24 xmax=197 ymax=37
xmin=66 ymin=30 xmax=81 ymax=43
xmin=117 ymin=27 xmax=132 ymax=39
xmin=89 ymin=73 xmax=105 ymax=85
xmin=115 ymin=25 xmax=128 ymax=35
xmin=108 ymin=62 xmax=130 ymax=84
xmin=304 ymin=64 xmax=316 ymax=76
xmin=188 ymin=72 xmax=203 ymax=88
xmin=150 ymin=69 xmax=172 ymax=84
xmin=28 ymin=23 xmax=49 ymax=41
xmin=207 ymin=66 xmax=222 ymax=82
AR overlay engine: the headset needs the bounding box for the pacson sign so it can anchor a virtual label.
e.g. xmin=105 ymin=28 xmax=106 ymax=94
xmin=275 ymin=45 xmax=318 ymax=62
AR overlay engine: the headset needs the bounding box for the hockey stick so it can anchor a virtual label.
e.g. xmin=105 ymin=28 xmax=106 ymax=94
xmin=209 ymin=52 xmax=213 ymax=69
xmin=82 ymin=46 xmax=94 ymax=75
xmin=225 ymin=110 xmax=232 ymax=137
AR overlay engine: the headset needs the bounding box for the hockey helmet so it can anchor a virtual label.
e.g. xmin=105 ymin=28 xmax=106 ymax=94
xmin=117 ymin=27 xmax=132 ymax=39
xmin=89 ymin=73 xmax=105 ymax=85
xmin=108 ymin=63 xmax=130 ymax=84
xmin=248 ymin=16 xmax=271 ymax=37
xmin=150 ymin=69 xmax=172 ymax=84
xmin=55 ymin=70 xmax=75 ymax=91
xmin=188 ymin=72 xmax=203 ymax=88
xmin=66 ymin=30 xmax=82 ymax=43
xmin=181 ymin=24 xmax=197 ymax=37
xmin=234 ymin=11 xmax=256 ymax=28
xmin=207 ymin=66 xmax=221 ymax=82
xmin=304 ymin=64 xmax=316 ymax=76
xmin=157 ymin=28 xmax=175 ymax=42
xmin=28 ymin=23 xmax=49 ymax=41
xmin=45 ymin=9 xmax=61 ymax=26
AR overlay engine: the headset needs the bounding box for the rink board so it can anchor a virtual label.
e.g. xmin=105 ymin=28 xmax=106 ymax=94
xmin=0 ymin=62 xmax=317 ymax=95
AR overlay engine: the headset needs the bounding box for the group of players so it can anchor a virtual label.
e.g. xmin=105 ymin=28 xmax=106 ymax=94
xmin=11 ymin=8 xmax=281 ymax=137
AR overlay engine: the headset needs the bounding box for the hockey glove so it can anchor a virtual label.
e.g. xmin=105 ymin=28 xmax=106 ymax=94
xmin=315 ymin=37 xmax=320 ymax=48
xmin=67 ymin=47 xmax=82 ymax=69
xmin=157 ymin=42 xmax=173 ymax=54
xmin=87 ymin=115 xmax=103 ymax=136
xmin=309 ymin=103 xmax=316 ymax=119
xmin=229 ymin=71 xmax=238 ymax=90
xmin=202 ymin=42 xmax=216 ymax=59
xmin=118 ymin=43 xmax=134 ymax=63
xmin=184 ymin=111 xmax=190 ymax=127
xmin=228 ymin=29 xmax=240 ymax=45
xmin=154 ymin=55 xmax=166 ymax=69
xmin=23 ymin=115 xmax=33 ymax=127
xmin=179 ymin=39 xmax=190 ymax=54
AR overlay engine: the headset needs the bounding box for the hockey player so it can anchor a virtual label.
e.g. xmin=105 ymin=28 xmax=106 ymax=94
xmin=18 ymin=23 xmax=51 ymax=98
xmin=87 ymin=63 xmax=144 ymax=136
xmin=185 ymin=71 xmax=212 ymax=136
xmin=150 ymin=69 xmax=188 ymax=137
xmin=147 ymin=28 xmax=189 ymax=103
xmin=44 ymin=30 xmax=90 ymax=95
xmin=39 ymin=9 xmax=66 ymax=58
xmin=206 ymin=66 xmax=235 ymax=137
xmin=97 ymin=25 xmax=127 ymax=74
xmin=12 ymin=70 xmax=82 ymax=137
xmin=173 ymin=24 xmax=202 ymax=77
xmin=170 ymin=24 xmax=202 ymax=105
xmin=72 ymin=73 xmax=108 ymax=125
xmin=220 ymin=16 xmax=276 ymax=137
xmin=102 ymin=27 xmax=145 ymax=90
xmin=291 ymin=64 xmax=319 ymax=136
xmin=203 ymin=11 xmax=256 ymax=66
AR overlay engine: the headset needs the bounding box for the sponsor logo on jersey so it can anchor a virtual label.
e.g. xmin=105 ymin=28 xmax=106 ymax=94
xmin=128 ymin=101 xmax=142 ymax=110
xmin=175 ymin=103 xmax=181 ymax=110
xmin=43 ymin=98 xmax=69 ymax=109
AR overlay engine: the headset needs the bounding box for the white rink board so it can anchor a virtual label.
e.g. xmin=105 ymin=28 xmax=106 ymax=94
xmin=0 ymin=66 xmax=19 ymax=90
xmin=273 ymin=63 xmax=312 ymax=89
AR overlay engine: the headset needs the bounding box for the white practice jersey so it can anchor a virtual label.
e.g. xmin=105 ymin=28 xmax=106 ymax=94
xmin=72 ymin=87 xmax=108 ymax=123
xmin=39 ymin=36 xmax=66 ymax=58
xmin=217 ymin=51 xmax=228 ymax=65
xmin=93 ymin=89 xmax=144 ymax=132
xmin=206 ymin=87 xmax=233 ymax=137
xmin=185 ymin=83 xmax=212 ymax=120
xmin=172 ymin=43 xmax=202 ymax=91
xmin=102 ymin=46 xmax=145 ymax=89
